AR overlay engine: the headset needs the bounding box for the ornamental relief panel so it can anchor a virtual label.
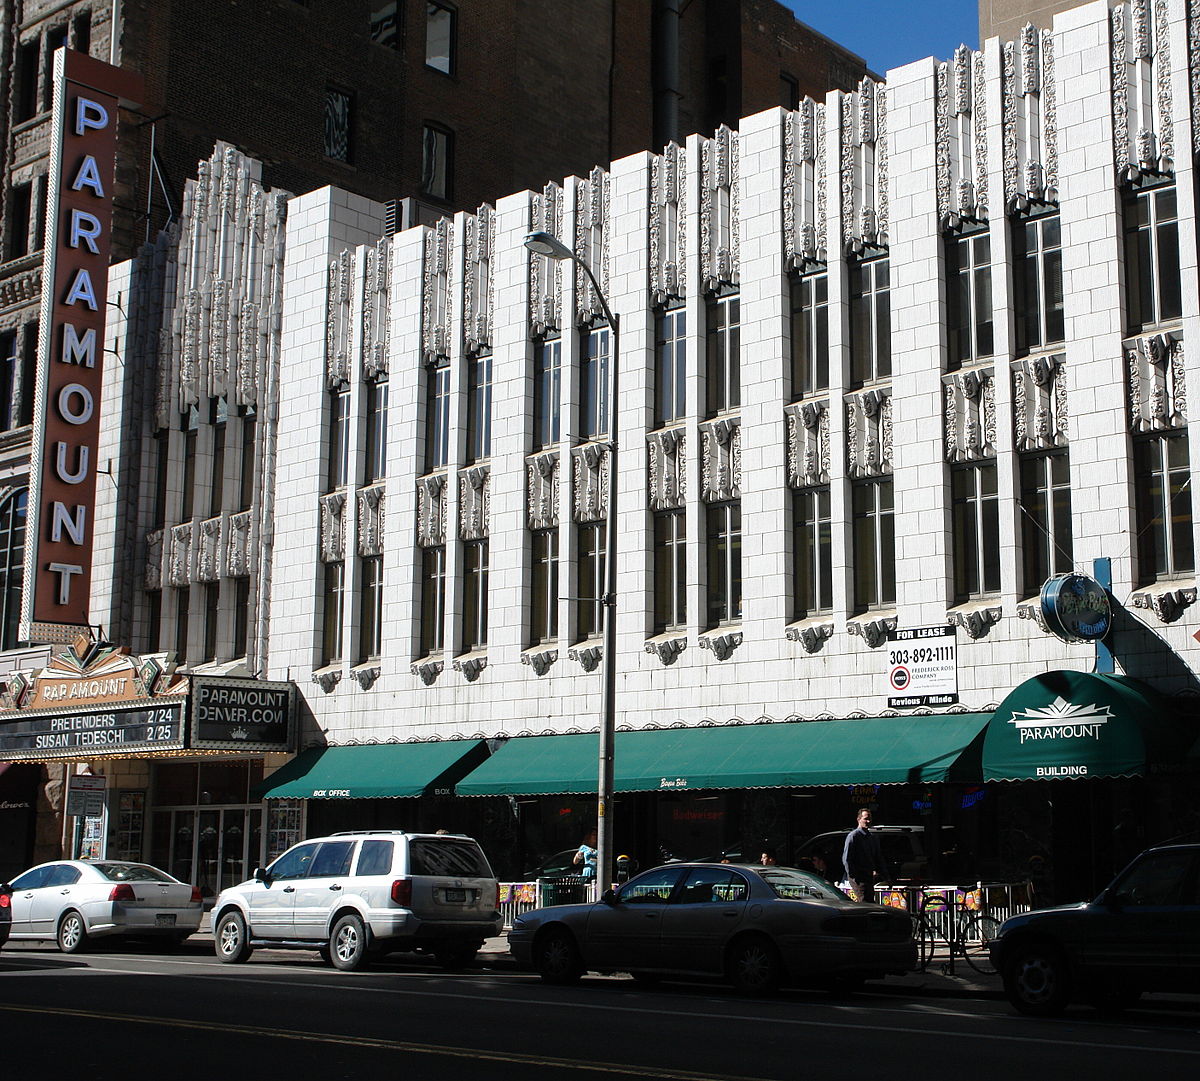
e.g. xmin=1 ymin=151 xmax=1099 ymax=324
xmin=944 ymin=369 xmax=997 ymax=462
xmin=459 ymin=466 xmax=491 ymax=541
xmin=529 ymin=183 xmax=564 ymax=336
xmin=846 ymin=390 xmax=892 ymax=477
xmin=936 ymin=46 xmax=988 ymax=227
xmin=362 ymin=236 xmax=391 ymax=379
xmin=575 ymin=167 xmax=610 ymax=326
xmin=650 ymin=142 xmax=687 ymax=304
xmin=700 ymin=125 xmax=740 ymax=293
xmin=784 ymin=100 xmax=828 ymax=268
xmin=1013 ymin=354 xmax=1068 ymax=450
xmin=527 ymin=452 xmax=560 ymax=530
xmin=326 ymin=248 xmax=354 ymax=387
xmin=145 ymin=528 xmax=164 ymax=591
xmin=699 ymin=418 xmax=741 ymax=502
xmin=227 ymin=511 xmax=252 ymax=577
xmin=1111 ymin=0 xmax=1175 ymax=178
xmin=168 ymin=523 xmax=195 ymax=588
xmin=840 ymin=79 xmax=889 ymax=251
xmin=422 ymin=219 xmax=453 ymax=363
xmin=572 ymin=443 xmax=610 ymax=523
xmin=785 ymin=401 xmax=830 ymax=487
xmin=1127 ymin=333 xmax=1186 ymax=431
xmin=1192 ymin=0 xmax=1200 ymax=154
xmin=197 ymin=516 xmax=224 ymax=583
xmin=1003 ymin=25 xmax=1059 ymax=207
xmin=647 ymin=428 xmax=686 ymax=510
xmin=359 ymin=484 xmax=387 ymax=555
xmin=415 ymin=476 xmax=443 ymax=549
xmin=319 ymin=492 xmax=347 ymax=563
xmin=464 ymin=205 xmax=494 ymax=353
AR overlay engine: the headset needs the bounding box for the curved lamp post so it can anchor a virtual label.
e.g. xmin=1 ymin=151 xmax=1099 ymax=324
xmin=523 ymin=230 xmax=620 ymax=893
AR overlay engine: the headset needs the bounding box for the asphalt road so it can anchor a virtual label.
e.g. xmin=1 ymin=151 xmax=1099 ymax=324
xmin=2 ymin=940 xmax=1199 ymax=1080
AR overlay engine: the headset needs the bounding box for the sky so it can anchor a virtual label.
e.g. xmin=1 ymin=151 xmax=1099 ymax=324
xmin=783 ymin=1 xmax=981 ymax=76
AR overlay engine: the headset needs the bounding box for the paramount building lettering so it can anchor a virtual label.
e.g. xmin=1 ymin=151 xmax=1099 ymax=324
xmin=1007 ymin=696 xmax=1112 ymax=745
xmin=1016 ymin=722 xmax=1108 ymax=745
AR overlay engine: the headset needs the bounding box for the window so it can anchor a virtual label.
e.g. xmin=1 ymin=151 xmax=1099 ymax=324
xmin=1019 ymin=452 xmax=1073 ymax=595
xmin=180 ymin=407 xmax=199 ymax=520
xmin=0 ymin=330 xmax=18 ymax=431
xmin=6 ymin=183 xmax=33 ymax=260
xmin=530 ymin=528 xmax=559 ymax=645
xmin=655 ymin=307 xmax=687 ymax=427
xmin=425 ymin=359 xmax=450 ymax=470
xmin=151 ymin=429 xmax=170 ymax=529
xmin=793 ymin=487 xmax=832 ymax=618
xmin=780 ymin=72 xmax=800 ymax=111
xmin=369 ymin=2 xmax=400 ymax=47
xmin=466 ymin=353 xmax=492 ymax=462
xmin=268 ymin=842 xmax=319 ymax=881
xmin=1134 ymin=431 xmax=1194 ymax=584
xmin=203 ymin=583 xmax=220 ymax=663
xmin=209 ymin=399 xmax=227 ymax=517
xmin=324 ymin=88 xmax=353 ymax=163
xmin=364 ymin=376 xmax=389 ymax=483
xmin=421 ymin=124 xmax=453 ymax=201
xmin=790 ymin=269 xmax=828 ymax=399
xmin=328 ymin=385 xmax=351 ymax=489
xmin=0 ymin=490 xmax=27 ymax=651
xmin=322 ymin=561 xmax=345 ymax=665
xmin=145 ymin=590 xmax=161 ymax=654
xmin=706 ymin=293 xmax=740 ymax=416
xmin=42 ymin=26 xmax=66 ymax=112
xmin=580 ymin=326 xmax=611 ymax=440
xmin=1013 ymin=208 xmax=1064 ymax=355
xmin=850 ymin=254 xmax=891 ymax=385
xmin=360 ymin=554 xmax=384 ymax=661
xmin=534 ymin=339 xmax=561 ymax=449
xmin=425 ymin=3 xmax=455 ymax=74
xmin=706 ymin=501 xmax=741 ymax=627
xmin=175 ymin=588 xmax=190 ymax=663
xmin=311 ymin=841 xmax=355 ymax=877
xmin=15 ymin=40 xmax=39 ymax=122
xmin=233 ymin=576 xmax=249 ymax=659
xmin=17 ymin=323 xmax=35 ymax=427
xmin=852 ymin=479 xmax=895 ymax=610
xmin=73 ymin=12 xmax=91 ymax=56
xmin=946 ymin=227 xmax=993 ymax=367
xmin=653 ymin=510 xmax=686 ymax=633
xmin=239 ymin=407 xmax=256 ymax=510
xmin=419 ymin=547 xmax=445 ymax=656
xmin=356 ymin=840 xmax=393 ymax=876
xmin=951 ymin=462 xmax=1000 ymax=602
xmin=462 ymin=539 xmax=488 ymax=651
xmin=577 ymin=522 xmax=606 ymax=640
xmin=1124 ymin=179 xmax=1182 ymax=332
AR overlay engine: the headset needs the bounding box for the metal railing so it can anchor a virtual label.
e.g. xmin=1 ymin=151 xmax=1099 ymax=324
xmin=499 ymin=877 xmax=593 ymax=929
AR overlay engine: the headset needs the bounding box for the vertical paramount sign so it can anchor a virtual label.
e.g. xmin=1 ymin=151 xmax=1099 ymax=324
xmin=22 ymin=50 xmax=142 ymax=643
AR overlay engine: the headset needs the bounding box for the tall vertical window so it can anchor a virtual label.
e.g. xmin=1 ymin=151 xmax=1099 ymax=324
xmin=209 ymin=399 xmax=227 ymax=517
xmin=706 ymin=501 xmax=742 ymax=627
xmin=530 ymin=528 xmax=559 ymax=645
xmin=1013 ymin=208 xmax=1064 ymax=355
xmin=152 ymin=430 xmax=169 ymax=528
xmin=462 ymin=539 xmax=489 ymax=651
xmin=15 ymin=39 xmax=39 ymax=122
xmin=17 ymin=323 xmax=35 ymax=427
xmin=233 ymin=577 xmax=249 ymax=660
xmin=1124 ymin=180 xmax=1182 ymax=332
xmin=146 ymin=591 xmax=161 ymax=654
xmin=850 ymin=254 xmax=891 ymax=385
xmin=466 ymin=353 xmax=492 ymax=462
xmin=0 ymin=490 xmax=27 ymax=651
xmin=203 ymin=583 xmax=220 ymax=663
xmin=364 ymin=376 xmax=389 ymax=483
xmin=6 ymin=183 xmax=33 ymax=260
xmin=852 ymin=479 xmax=895 ymax=610
xmin=652 ymin=510 xmax=686 ymax=633
xmin=239 ymin=407 xmax=257 ymax=511
xmin=946 ymin=228 xmax=993 ymax=367
xmin=705 ymin=293 xmax=740 ymax=416
xmin=180 ymin=407 xmax=199 ymax=520
xmin=425 ymin=3 xmax=456 ymax=73
xmin=655 ymin=308 xmax=687 ymax=427
xmin=328 ymin=385 xmax=351 ymax=489
xmin=360 ymin=554 xmax=384 ymax=661
xmin=793 ymin=487 xmax=832 ymax=618
xmin=0 ymin=330 xmax=19 ymax=431
xmin=534 ymin=339 xmax=561 ymax=449
xmin=369 ymin=1 xmax=400 ymax=47
xmin=577 ymin=522 xmax=606 ymax=640
xmin=175 ymin=588 xmax=190 ymax=663
xmin=580 ymin=326 xmax=611 ymax=440
xmin=790 ymin=269 xmax=829 ymax=399
xmin=419 ymin=547 xmax=445 ymax=655
xmin=1134 ymin=431 xmax=1194 ymax=584
xmin=1019 ymin=452 xmax=1073 ymax=594
xmin=42 ymin=25 xmax=66 ymax=111
xmin=421 ymin=124 xmax=453 ymax=201
xmin=322 ymin=561 xmax=345 ymax=665
xmin=952 ymin=463 xmax=1000 ymax=601
xmin=324 ymin=87 xmax=352 ymax=163
xmin=780 ymin=72 xmax=800 ymax=110
xmin=426 ymin=359 xmax=450 ymax=470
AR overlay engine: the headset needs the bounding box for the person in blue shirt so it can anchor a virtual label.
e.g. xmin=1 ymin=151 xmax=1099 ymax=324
xmin=573 ymin=829 xmax=598 ymax=880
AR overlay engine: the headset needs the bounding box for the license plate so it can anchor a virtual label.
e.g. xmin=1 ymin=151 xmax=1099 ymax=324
xmin=444 ymin=888 xmax=466 ymax=903
xmin=155 ymin=914 xmax=176 ymax=928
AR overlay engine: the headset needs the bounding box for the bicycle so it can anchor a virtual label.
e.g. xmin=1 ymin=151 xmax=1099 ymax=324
xmin=906 ymin=886 xmax=1000 ymax=976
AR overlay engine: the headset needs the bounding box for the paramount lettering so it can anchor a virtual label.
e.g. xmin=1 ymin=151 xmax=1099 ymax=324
xmin=1017 ymin=723 xmax=1107 ymax=744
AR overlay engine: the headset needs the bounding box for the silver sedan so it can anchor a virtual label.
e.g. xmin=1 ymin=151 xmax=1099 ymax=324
xmin=509 ymin=862 xmax=916 ymax=994
xmin=3 ymin=860 xmax=203 ymax=953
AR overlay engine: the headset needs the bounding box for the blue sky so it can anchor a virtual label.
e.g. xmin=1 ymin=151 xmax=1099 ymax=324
xmin=784 ymin=1 xmax=981 ymax=76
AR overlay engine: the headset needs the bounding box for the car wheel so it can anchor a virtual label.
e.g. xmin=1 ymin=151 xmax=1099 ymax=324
xmin=214 ymin=910 xmax=253 ymax=964
xmin=57 ymin=911 xmax=88 ymax=954
xmin=434 ymin=942 xmax=480 ymax=969
xmin=330 ymin=914 xmax=369 ymax=972
xmin=727 ymin=935 xmax=782 ymax=996
xmin=533 ymin=928 xmax=583 ymax=985
xmin=1005 ymin=944 xmax=1071 ymax=1017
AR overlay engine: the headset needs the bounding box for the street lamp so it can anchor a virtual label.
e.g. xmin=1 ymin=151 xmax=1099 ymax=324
xmin=523 ymin=230 xmax=620 ymax=893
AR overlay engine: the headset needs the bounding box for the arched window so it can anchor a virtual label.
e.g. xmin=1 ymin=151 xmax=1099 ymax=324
xmin=0 ymin=488 xmax=28 ymax=650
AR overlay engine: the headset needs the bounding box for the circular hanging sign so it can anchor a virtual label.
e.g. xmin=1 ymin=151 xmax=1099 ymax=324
xmin=1039 ymin=573 xmax=1112 ymax=643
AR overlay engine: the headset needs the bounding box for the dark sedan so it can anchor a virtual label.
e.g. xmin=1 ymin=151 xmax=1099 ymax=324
xmin=508 ymin=862 xmax=915 ymax=994
xmin=990 ymin=843 xmax=1200 ymax=1016
xmin=0 ymin=880 xmax=11 ymax=948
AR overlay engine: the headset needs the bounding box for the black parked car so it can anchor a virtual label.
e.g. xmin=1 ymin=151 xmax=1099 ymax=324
xmin=989 ymin=843 xmax=1200 ymax=1016
xmin=0 ymin=880 xmax=12 ymax=948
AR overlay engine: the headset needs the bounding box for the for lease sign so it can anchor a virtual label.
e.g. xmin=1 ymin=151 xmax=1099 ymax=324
xmin=886 ymin=625 xmax=959 ymax=708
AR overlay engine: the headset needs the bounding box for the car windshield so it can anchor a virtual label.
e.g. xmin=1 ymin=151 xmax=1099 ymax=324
xmin=756 ymin=867 xmax=845 ymax=901
xmin=93 ymin=863 xmax=176 ymax=883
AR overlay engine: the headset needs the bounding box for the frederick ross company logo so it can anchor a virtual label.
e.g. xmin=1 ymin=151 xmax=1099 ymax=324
xmin=1007 ymin=696 xmax=1112 ymax=745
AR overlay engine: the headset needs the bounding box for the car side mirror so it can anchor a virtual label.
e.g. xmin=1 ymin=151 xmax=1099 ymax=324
xmin=0 ymin=882 xmax=11 ymax=893
xmin=600 ymin=888 xmax=619 ymax=906
xmin=253 ymin=866 xmax=269 ymax=883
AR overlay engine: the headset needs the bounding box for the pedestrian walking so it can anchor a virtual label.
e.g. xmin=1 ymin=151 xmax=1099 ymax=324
xmin=573 ymin=829 xmax=598 ymax=881
xmin=842 ymin=808 xmax=888 ymax=902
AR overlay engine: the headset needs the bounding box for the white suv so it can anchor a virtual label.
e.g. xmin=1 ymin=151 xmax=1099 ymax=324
xmin=211 ymin=831 xmax=501 ymax=971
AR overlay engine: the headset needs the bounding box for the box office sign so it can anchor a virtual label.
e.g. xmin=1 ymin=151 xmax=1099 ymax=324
xmin=191 ymin=678 xmax=295 ymax=752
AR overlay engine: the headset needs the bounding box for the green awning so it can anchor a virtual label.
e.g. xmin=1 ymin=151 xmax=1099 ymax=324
xmin=982 ymin=671 xmax=1189 ymax=782
xmin=454 ymin=713 xmax=991 ymax=796
xmin=255 ymin=740 xmax=490 ymax=800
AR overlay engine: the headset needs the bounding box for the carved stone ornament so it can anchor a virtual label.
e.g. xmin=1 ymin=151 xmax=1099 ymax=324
xmin=350 ymin=665 xmax=381 ymax=690
xmin=784 ymin=620 xmax=835 ymax=653
xmin=698 ymin=630 xmax=743 ymax=661
xmin=846 ymin=390 xmax=892 ymax=478
xmin=168 ymin=523 xmax=194 ymax=587
xmin=846 ymin=613 xmax=897 ymax=649
xmin=569 ymin=644 xmax=603 ymax=672
xmin=644 ymin=637 xmax=686 ymax=665
xmin=521 ymin=648 xmax=558 ymax=676
xmin=145 ymin=529 xmax=164 ymax=591
xmin=411 ymin=658 xmax=444 ymax=686
xmin=647 ymin=428 xmax=686 ymax=510
xmin=784 ymin=101 xmax=828 ymax=268
xmin=312 ymin=668 xmax=342 ymax=693
xmin=841 ymin=79 xmax=888 ymax=252
xmin=197 ymin=516 xmax=224 ymax=583
xmin=699 ymin=418 xmax=741 ymax=502
xmin=572 ymin=442 xmax=611 ymax=523
xmin=362 ymin=236 xmax=391 ymax=379
xmin=325 ymin=248 xmax=354 ymax=388
xmin=453 ymin=655 xmax=488 ymax=681
xmin=358 ymin=484 xmax=387 ymax=555
xmin=417 ymin=475 xmax=446 ymax=549
xmin=947 ymin=605 xmax=1002 ymax=639
xmin=944 ymin=369 xmax=997 ymax=462
xmin=1016 ymin=600 xmax=1050 ymax=633
xmin=1003 ymin=26 xmax=1058 ymax=208
xmin=1191 ymin=0 xmax=1200 ymax=155
xmin=320 ymin=492 xmax=347 ymax=563
xmin=459 ymin=466 xmax=490 ymax=541
xmin=1130 ymin=584 xmax=1198 ymax=623
xmin=575 ymin=167 xmax=610 ymax=325
xmin=1112 ymin=1 xmax=1175 ymax=179
xmin=464 ymin=204 xmax=494 ymax=353
xmin=1013 ymin=354 xmax=1068 ymax=451
xmin=529 ymin=183 xmax=563 ymax=336
xmin=526 ymin=452 xmax=560 ymax=530
xmin=700 ymin=125 xmax=740 ymax=294
xmin=650 ymin=142 xmax=687 ymax=304
xmin=785 ymin=401 xmax=830 ymax=487
xmin=1127 ymin=333 xmax=1186 ymax=432
xmin=226 ymin=510 xmax=252 ymax=577
xmin=422 ymin=219 xmax=453 ymax=363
